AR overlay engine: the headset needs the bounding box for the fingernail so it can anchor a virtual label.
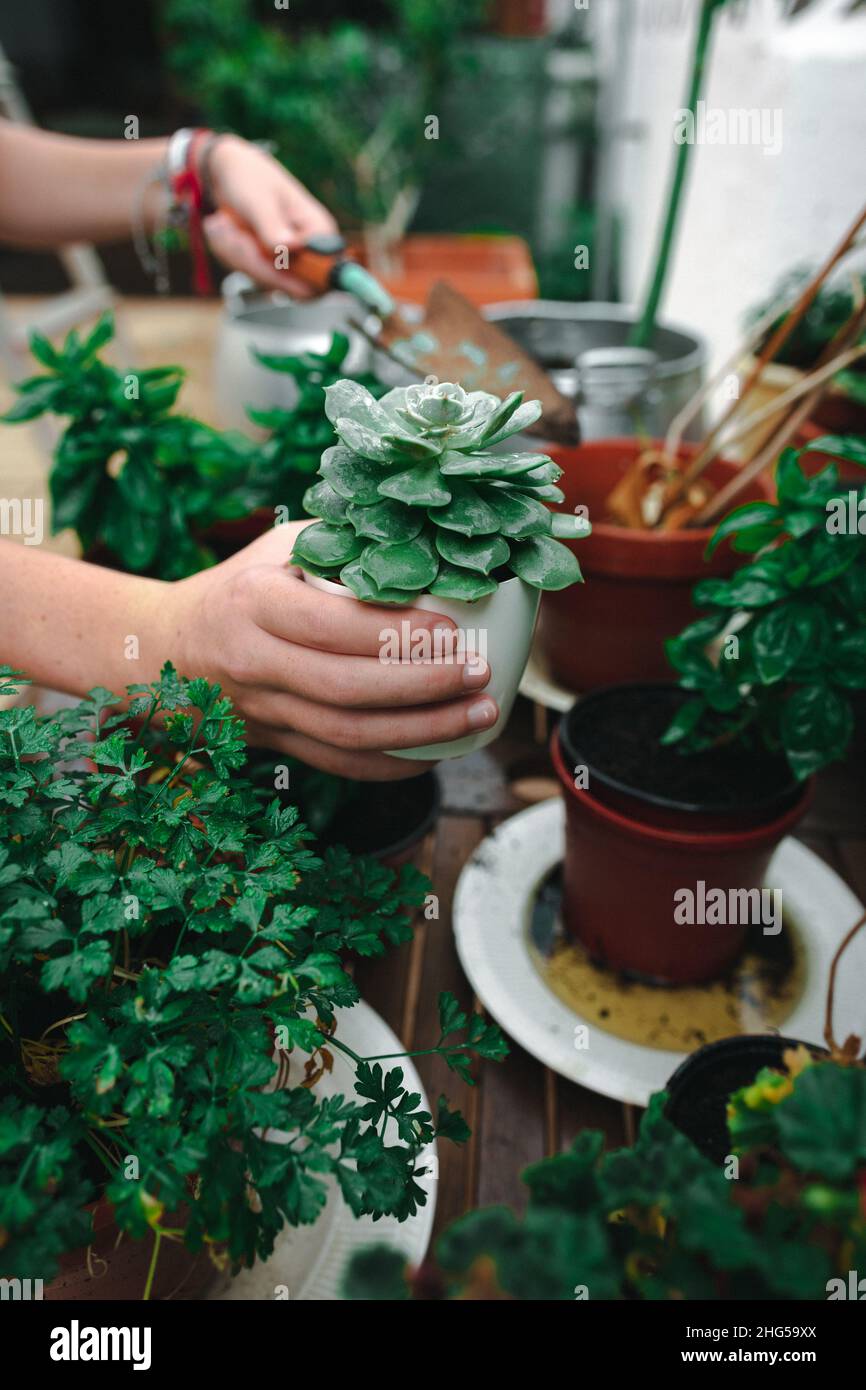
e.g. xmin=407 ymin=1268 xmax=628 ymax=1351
xmin=463 ymin=658 xmax=489 ymax=689
xmin=467 ymin=698 xmax=497 ymax=730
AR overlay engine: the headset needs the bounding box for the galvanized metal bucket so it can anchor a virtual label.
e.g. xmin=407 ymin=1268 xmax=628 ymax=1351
xmin=212 ymin=274 xmax=373 ymax=431
xmin=485 ymin=300 xmax=707 ymax=439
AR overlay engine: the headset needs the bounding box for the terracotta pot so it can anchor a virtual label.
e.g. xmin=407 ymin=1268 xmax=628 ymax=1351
xmin=352 ymin=234 xmax=538 ymax=309
xmin=551 ymin=702 xmax=812 ymax=986
xmin=537 ymin=439 xmax=773 ymax=693
xmin=44 ymin=1197 xmax=225 ymax=1302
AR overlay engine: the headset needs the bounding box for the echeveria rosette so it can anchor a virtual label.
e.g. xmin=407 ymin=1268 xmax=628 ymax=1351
xmin=291 ymin=379 xmax=590 ymax=604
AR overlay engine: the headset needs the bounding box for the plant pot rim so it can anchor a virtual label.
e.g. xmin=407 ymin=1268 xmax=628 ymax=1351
xmin=551 ymin=720 xmax=813 ymax=850
xmin=485 ymin=300 xmax=707 ymax=379
xmin=557 ymin=682 xmax=804 ymax=822
xmin=665 ymin=1033 xmax=828 ymax=1097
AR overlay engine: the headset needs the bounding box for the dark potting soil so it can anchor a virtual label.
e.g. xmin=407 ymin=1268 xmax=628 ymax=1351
xmin=561 ymin=684 xmax=797 ymax=814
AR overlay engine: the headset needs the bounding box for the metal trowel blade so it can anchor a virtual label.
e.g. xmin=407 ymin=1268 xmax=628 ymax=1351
xmin=375 ymin=282 xmax=580 ymax=445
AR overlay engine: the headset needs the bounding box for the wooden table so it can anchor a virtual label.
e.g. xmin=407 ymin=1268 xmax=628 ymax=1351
xmin=354 ymin=697 xmax=866 ymax=1242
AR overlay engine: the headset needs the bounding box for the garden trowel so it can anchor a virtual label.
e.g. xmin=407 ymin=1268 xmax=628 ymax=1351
xmin=373 ymin=281 xmax=580 ymax=445
xmin=289 ymin=238 xmax=579 ymax=445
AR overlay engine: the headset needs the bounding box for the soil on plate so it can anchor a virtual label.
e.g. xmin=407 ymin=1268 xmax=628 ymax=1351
xmin=562 ymin=685 xmax=796 ymax=812
xmin=527 ymin=868 xmax=805 ymax=1052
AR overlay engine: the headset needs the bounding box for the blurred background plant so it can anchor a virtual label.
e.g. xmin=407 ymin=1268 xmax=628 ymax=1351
xmin=163 ymin=0 xmax=492 ymax=261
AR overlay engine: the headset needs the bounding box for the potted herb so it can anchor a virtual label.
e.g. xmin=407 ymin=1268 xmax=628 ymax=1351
xmin=1 ymin=315 xmax=277 ymax=579
xmin=0 ymin=666 xmax=505 ymax=1299
xmin=290 ymin=377 xmax=589 ymax=759
xmin=347 ymin=1037 xmax=866 ymax=1300
xmin=550 ymin=435 xmax=865 ymax=984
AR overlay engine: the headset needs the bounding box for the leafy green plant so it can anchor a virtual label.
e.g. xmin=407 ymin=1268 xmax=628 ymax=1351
xmin=248 ymin=332 xmax=387 ymax=519
xmin=1 ymin=315 xmax=268 ymax=579
xmin=292 ymin=379 xmax=589 ymax=603
xmin=662 ymin=434 xmax=866 ymax=780
xmin=346 ymin=1047 xmax=866 ymax=1300
xmin=0 ymin=665 xmax=505 ymax=1290
xmin=164 ymin=0 xmax=489 ymax=244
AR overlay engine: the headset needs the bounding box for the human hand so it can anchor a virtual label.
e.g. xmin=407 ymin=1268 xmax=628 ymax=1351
xmin=201 ymin=135 xmax=337 ymax=297
xmin=166 ymin=521 xmax=497 ymax=780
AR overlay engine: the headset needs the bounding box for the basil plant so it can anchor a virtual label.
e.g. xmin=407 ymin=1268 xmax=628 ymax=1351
xmin=291 ymin=380 xmax=589 ymax=604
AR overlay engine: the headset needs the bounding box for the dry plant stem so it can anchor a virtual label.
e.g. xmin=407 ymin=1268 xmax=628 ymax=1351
xmin=823 ymin=910 xmax=866 ymax=1057
xmin=683 ymin=201 xmax=866 ymax=484
xmin=695 ymin=294 xmax=866 ymax=525
xmin=710 ymin=343 xmax=866 ymax=455
xmin=661 ymin=304 xmax=781 ymax=463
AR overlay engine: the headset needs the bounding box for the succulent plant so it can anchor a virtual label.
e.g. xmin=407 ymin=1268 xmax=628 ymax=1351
xmin=291 ymin=380 xmax=590 ymax=604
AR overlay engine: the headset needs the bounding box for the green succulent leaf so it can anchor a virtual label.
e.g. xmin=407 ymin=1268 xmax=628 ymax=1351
xmin=428 ymin=563 xmax=497 ymax=601
xmin=320 ymin=444 xmax=390 ymax=502
xmin=361 ymin=533 xmax=439 ymax=591
xmin=439 ymin=449 xmax=553 ymax=479
xmin=486 ymin=487 xmax=553 ymax=539
xmin=303 ymin=478 xmax=351 ymax=523
xmin=377 ymin=460 xmax=451 ymax=508
xmin=346 ymin=498 xmax=424 ymax=542
xmin=435 ymin=530 xmax=510 ymax=576
xmin=510 ymin=536 xmax=583 ymax=590
xmin=339 ymin=559 xmax=417 ymax=605
xmin=430 ymin=481 xmax=500 ymax=536
xmin=291 ymin=521 xmax=365 ymax=569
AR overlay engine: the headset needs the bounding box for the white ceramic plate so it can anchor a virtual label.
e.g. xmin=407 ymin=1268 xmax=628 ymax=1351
xmin=453 ymin=798 xmax=866 ymax=1107
xmin=217 ymin=1000 xmax=436 ymax=1301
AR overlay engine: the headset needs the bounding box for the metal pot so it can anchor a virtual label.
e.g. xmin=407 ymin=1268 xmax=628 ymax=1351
xmin=212 ymin=274 xmax=373 ymax=432
xmin=484 ymin=300 xmax=707 ymax=439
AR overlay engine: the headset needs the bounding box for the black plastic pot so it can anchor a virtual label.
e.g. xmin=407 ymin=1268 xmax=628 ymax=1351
xmin=664 ymin=1034 xmax=827 ymax=1164
xmin=245 ymin=748 xmax=440 ymax=869
xmin=324 ymin=771 xmax=440 ymax=869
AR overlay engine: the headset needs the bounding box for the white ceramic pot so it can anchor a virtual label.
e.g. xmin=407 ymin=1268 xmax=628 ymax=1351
xmin=303 ymin=571 xmax=540 ymax=761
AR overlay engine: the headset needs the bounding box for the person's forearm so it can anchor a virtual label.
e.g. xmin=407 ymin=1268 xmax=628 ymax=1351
xmin=0 ymin=543 xmax=176 ymax=697
xmin=0 ymin=120 xmax=169 ymax=247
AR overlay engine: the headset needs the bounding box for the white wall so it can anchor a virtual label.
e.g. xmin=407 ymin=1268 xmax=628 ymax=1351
xmin=591 ymin=0 xmax=866 ymax=374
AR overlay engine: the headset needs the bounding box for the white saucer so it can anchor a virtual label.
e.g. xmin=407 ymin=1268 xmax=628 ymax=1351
xmin=453 ymin=799 xmax=866 ymax=1107
xmin=217 ymin=1000 xmax=436 ymax=1301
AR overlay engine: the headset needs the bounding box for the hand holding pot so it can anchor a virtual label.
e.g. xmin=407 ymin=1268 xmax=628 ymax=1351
xmin=169 ymin=522 xmax=498 ymax=779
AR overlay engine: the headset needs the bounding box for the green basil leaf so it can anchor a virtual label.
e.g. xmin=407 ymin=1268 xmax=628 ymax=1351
xmin=751 ymin=603 xmax=821 ymax=685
